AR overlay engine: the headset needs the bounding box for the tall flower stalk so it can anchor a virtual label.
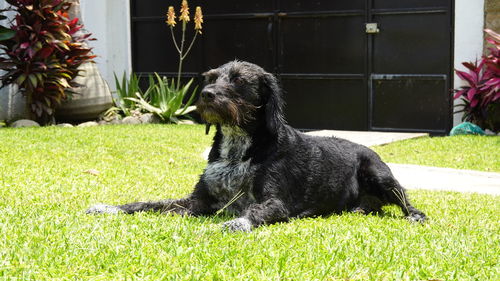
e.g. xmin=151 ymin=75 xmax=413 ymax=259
xmin=166 ymin=1 xmax=203 ymax=90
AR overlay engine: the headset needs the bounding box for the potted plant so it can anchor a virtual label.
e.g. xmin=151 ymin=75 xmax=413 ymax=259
xmin=55 ymin=0 xmax=112 ymax=123
xmin=454 ymin=29 xmax=500 ymax=132
xmin=0 ymin=0 xmax=96 ymax=125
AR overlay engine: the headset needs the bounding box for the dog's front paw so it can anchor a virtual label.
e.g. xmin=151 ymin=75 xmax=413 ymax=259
xmin=86 ymin=204 xmax=124 ymax=214
xmin=222 ymin=218 xmax=252 ymax=232
xmin=407 ymin=212 xmax=427 ymax=223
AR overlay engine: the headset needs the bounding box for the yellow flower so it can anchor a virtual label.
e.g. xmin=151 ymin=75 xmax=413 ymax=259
xmin=194 ymin=6 xmax=203 ymax=34
xmin=166 ymin=6 xmax=176 ymax=27
xmin=179 ymin=0 xmax=190 ymax=23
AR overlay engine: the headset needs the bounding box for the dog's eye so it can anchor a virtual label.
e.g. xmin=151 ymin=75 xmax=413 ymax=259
xmin=205 ymin=76 xmax=217 ymax=84
xmin=232 ymin=77 xmax=244 ymax=86
xmin=202 ymin=71 xmax=218 ymax=84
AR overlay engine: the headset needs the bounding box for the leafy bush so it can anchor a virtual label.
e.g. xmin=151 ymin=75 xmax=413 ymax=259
xmin=454 ymin=29 xmax=500 ymax=132
xmin=0 ymin=0 xmax=95 ymax=124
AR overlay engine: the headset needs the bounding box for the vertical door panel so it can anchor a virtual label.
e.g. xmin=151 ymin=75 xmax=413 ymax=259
xmin=280 ymin=16 xmax=366 ymax=74
xmin=372 ymin=14 xmax=450 ymax=74
xmin=371 ymin=76 xmax=448 ymax=131
xmin=283 ymin=78 xmax=367 ymax=130
xmin=369 ymin=0 xmax=452 ymax=133
xmin=202 ymin=19 xmax=274 ymax=70
xmin=202 ymin=0 xmax=273 ymax=14
xmin=279 ymin=1 xmax=365 ymax=11
xmin=372 ymin=0 xmax=450 ymax=9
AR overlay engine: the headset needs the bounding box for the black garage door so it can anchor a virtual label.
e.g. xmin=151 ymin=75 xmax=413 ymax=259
xmin=131 ymin=0 xmax=454 ymax=134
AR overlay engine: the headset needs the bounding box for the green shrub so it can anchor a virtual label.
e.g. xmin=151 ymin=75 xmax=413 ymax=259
xmin=0 ymin=0 xmax=95 ymax=124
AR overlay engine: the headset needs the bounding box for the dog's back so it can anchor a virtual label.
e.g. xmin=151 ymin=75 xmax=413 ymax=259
xmin=255 ymin=127 xmax=379 ymax=216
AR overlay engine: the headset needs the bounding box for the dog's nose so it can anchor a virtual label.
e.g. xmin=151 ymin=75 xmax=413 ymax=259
xmin=200 ymin=89 xmax=216 ymax=102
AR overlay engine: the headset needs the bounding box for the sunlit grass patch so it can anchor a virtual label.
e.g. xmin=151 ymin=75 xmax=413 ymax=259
xmin=373 ymin=135 xmax=500 ymax=172
xmin=0 ymin=125 xmax=498 ymax=280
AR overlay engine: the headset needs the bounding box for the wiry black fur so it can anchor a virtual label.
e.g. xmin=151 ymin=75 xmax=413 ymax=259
xmin=86 ymin=61 xmax=426 ymax=231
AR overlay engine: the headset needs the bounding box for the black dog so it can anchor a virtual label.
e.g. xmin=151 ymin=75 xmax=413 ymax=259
xmin=87 ymin=61 xmax=426 ymax=231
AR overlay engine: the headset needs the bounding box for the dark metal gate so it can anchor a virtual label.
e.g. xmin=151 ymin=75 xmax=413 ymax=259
xmin=131 ymin=0 xmax=454 ymax=134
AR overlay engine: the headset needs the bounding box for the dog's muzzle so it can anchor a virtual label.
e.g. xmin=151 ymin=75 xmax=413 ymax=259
xmin=196 ymin=87 xmax=224 ymax=126
xmin=200 ymin=88 xmax=216 ymax=103
xmin=196 ymin=84 xmax=256 ymax=129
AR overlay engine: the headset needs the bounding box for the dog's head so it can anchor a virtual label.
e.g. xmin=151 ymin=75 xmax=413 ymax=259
xmin=196 ymin=60 xmax=285 ymax=135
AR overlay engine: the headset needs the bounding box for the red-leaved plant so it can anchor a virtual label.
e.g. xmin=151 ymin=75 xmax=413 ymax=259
xmin=454 ymin=29 xmax=500 ymax=132
xmin=0 ymin=0 xmax=95 ymax=124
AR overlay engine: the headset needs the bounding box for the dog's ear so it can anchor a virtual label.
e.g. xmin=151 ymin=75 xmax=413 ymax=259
xmin=261 ymin=72 xmax=286 ymax=135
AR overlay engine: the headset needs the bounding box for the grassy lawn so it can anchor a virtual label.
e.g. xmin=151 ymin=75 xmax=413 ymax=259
xmin=0 ymin=125 xmax=498 ymax=280
xmin=373 ymin=135 xmax=500 ymax=172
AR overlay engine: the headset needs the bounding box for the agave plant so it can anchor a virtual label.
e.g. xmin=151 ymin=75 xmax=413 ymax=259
xmin=109 ymin=72 xmax=141 ymax=117
xmin=127 ymin=73 xmax=197 ymax=123
xmin=454 ymin=29 xmax=500 ymax=132
xmin=0 ymin=0 xmax=95 ymax=124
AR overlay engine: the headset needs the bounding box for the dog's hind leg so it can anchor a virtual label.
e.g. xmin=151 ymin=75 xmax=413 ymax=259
xmin=222 ymin=198 xmax=289 ymax=232
xmin=350 ymin=194 xmax=384 ymax=215
xmin=361 ymin=158 xmax=426 ymax=223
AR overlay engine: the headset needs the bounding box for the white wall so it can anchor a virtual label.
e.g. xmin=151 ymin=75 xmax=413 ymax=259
xmin=80 ymin=0 xmax=132 ymax=91
xmin=453 ymin=0 xmax=485 ymax=126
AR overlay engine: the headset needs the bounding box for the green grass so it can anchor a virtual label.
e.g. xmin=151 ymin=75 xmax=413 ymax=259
xmin=0 ymin=125 xmax=498 ymax=280
xmin=373 ymin=135 xmax=500 ymax=172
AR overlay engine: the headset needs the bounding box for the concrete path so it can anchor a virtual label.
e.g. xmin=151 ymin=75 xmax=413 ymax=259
xmin=305 ymin=130 xmax=499 ymax=196
xmin=388 ymin=163 xmax=500 ymax=195
xmin=305 ymin=130 xmax=428 ymax=147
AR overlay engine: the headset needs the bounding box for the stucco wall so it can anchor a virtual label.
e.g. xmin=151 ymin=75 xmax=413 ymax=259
xmin=80 ymin=0 xmax=132 ymax=91
xmin=453 ymin=0 xmax=485 ymax=126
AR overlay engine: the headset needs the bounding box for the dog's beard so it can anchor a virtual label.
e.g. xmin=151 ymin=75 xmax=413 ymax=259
xmin=198 ymin=106 xmax=225 ymax=125
xmin=197 ymin=99 xmax=258 ymax=127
